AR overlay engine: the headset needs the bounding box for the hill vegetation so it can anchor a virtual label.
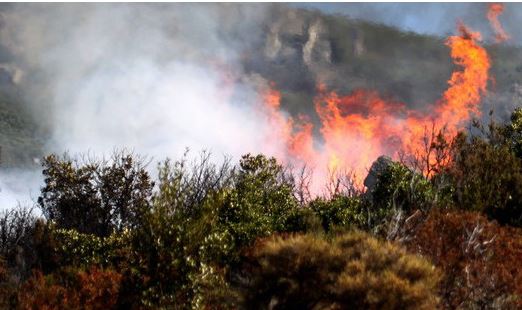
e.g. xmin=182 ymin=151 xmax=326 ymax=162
xmin=0 ymin=107 xmax=521 ymax=308
xmin=1 ymin=5 xmax=522 ymax=309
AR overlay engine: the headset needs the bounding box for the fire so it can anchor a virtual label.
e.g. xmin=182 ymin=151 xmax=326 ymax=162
xmin=261 ymin=23 xmax=491 ymax=193
xmin=487 ymin=3 xmax=510 ymax=43
xmin=437 ymin=23 xmax=490 ymax=137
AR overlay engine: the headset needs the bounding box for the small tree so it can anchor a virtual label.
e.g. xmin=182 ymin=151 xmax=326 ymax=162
xmin=38 ymin=150 xmax=153 ymax=237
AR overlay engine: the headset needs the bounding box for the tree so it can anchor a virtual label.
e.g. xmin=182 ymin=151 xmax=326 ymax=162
xmin=38 ymin=150 xmax=153 ymax=237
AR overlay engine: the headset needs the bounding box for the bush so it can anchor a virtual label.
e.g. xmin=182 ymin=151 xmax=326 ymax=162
xmin=502 ymin=107 xmax=522 ymax=159
xmin=445 ymin=131 xmax=522 ymax=227
xmin=38 ymin=151 xmax=153 ymax=237
xmin=232 ymin=231 xmax=440 ymax=309
xmin=219 ymin=154 xmax=304 ymax=246
xmin=18 ymin=266 xmax=122 ymax=309
xmin=127 ymin=153 xmax=311 ymax=308
xmin=371 ymin=162 xmax=436 ymax=213
xmin=48 ymin=227 xmax=132 ymax=269
xmin=0 ymin=206 xmax=36 ymax=277
xmin=309 ymin=195 xmax=366 ymax=231
xmin=0 ymin=258 xmax=16 ymax=309
xmin=403 ymin=210 xmax=522 ymax=308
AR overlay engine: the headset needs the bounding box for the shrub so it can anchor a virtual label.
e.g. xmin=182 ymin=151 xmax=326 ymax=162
xmin=370 ymin=161 xmax=436 ymax=213
xmin=0 ymin=206 xmax=36 ymax=278
xmin=232 ymin=231 xmax=440 ymax=309
xmin=502 ymin=107 xmax=522 ymax=159
xmin=50 ymin=227 xmax=132 ymax=269
xmin=38 ymin=150 xmax=153 ymax=237
xmin=445 ymin=132 xmax=522 ymax=227
xmin=127 ymin=153 xmax=310 ymax=308
xmin=309 ymin=195 xmax=366 ymax=231
xmin=18 ymin=266 xmax=122 ymax=309
xmin=219 ymin=154 xmax=303 ymax=246
xmin=0 ymin=258 xmax=16 ymax=309
xmin=403 ymin=210 xmax=522 ymax=308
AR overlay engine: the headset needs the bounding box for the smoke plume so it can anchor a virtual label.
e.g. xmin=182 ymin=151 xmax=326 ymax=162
xmin=0 ymin=3 xmax=293 ymax=207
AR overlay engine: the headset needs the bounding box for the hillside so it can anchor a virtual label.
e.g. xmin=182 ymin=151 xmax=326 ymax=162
xmin=1 ymin=4 xmax=522 ymax=167
xmin=244 ymin=6 xmax=522 ymax=121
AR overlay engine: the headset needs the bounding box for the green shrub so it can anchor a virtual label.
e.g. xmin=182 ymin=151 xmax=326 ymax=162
xmin=371 ymin=162 xmax=436 ymax=213
xmin=38 ymin=151 xmax=153 ymax=237
xmin=51 ymin=227 xmax=132 ymax=268
xmin=309 ymin=195 xmax=366 ymax=231
xmin=127 ymin=153 xmax=310 ymax=308
xmin=218 ymin=154 xmax=303 ymax=247
xmin=445 ymin=132 xmax=522 ymax=227
xmin=502 ymin=107 xmax=522 ymax=159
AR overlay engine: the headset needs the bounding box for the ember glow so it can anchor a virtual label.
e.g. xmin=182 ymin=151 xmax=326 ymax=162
xmin=487 ymin=3 xmax=510 ymax=43
xmin=262 ymin=23 xmax=491 ymax=192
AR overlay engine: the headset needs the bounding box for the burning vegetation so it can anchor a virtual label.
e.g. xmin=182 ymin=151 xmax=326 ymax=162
xmin=261 ymin=22 xmax=491 ymax=192
xmin=1 ymin=3 xmax=522 ymax=309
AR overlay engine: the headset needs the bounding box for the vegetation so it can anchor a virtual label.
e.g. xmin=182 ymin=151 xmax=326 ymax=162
xmin=0 ymin=104 xmax=520 ymax=309
xmin=1 ymin=5 xmax=522 ymax=307
xmin=232 ymin=232 xmax=440 ymax=309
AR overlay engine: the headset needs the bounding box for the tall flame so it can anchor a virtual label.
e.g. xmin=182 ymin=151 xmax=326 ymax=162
xmin=487 ymin=3 xmax=510 ymax=43
xmin=261 ymin=23 xmax=491 ymax=193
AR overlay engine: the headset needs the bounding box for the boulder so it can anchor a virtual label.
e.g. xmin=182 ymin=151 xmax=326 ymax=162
xmin=363 ymin=155 xmax=393 ymax=192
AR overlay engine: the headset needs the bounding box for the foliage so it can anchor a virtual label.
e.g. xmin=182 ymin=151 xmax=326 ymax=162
xmin=309 ymin=195 xmax=366 ymax=231
xmin=220 ymin=154 xmax=305 ymax=246
xmin=3 ymin=113 xmax=522 ymax=309
xmin=0 ymin=206 xmax=36 ymax=272
xmin=126 ymin=153 xmax=313 ymax=308
xmin=402 ymin=210 xmax=522 ymax=308
xmin=48 ymin=226 xmax=132 ymax=269
xmin=443 ymin=117 xmax=522 ymax=226
xmin=232 ymin=231 xmax=440 ymax=309
xmin=18 ymin=266 xmax=122 ymax=309
xmin=371 ymin=162 xmax=436 ymax=213
xmin=366 ymin=161 xmax=439 ymax=237
xmin=38 ymin=150 xmax=153 ymax=237
xmin=0 ymin=258 xmax=17 ymax=309
xmin=501 ymin=107 xmax=522 ymax=158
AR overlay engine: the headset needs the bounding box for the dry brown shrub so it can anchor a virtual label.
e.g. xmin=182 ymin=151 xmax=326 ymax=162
xmin=232 ymin=231 xmax=440 ymax=309
xmin=18 ymin=266 xmax=122 ymax=310
xmin=403 ymin=210 xmax=522 ymax=308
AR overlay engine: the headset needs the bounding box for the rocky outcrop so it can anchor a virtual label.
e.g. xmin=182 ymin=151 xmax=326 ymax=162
xmin=363 ymin=155 xmax=394 ymax=192
xmin=303 ymin=20 xmax=331 ymax=67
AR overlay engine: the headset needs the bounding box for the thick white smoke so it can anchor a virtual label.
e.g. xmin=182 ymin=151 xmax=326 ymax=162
xmin=0 ymin=3 xmax=289 ymax=209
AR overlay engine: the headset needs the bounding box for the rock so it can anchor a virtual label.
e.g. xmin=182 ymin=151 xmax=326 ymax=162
xmin=363 ymin=155 xmax=394 ymax=191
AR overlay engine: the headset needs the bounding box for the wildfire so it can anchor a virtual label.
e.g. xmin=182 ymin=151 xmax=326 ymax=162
xmin=487 ymin=3 xmax=510 ymax=43
xmin=261 ymin=22 xmax=491 ymax=193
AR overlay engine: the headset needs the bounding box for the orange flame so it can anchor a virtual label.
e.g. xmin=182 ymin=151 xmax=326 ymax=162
xmin=487 ymin=3 xmax=510 ymax=43
xmin=261 ymin=23 xmax=491 ymax=193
